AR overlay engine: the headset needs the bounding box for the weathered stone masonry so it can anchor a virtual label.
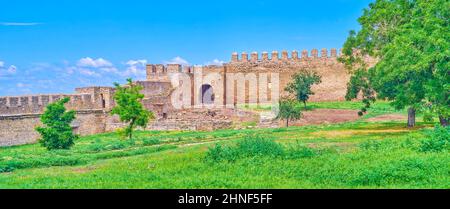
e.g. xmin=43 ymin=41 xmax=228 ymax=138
xmin=1 ymin=48 xmax=372 ymax=147
xmin=0 ymin=87 xmax=117 ymax=146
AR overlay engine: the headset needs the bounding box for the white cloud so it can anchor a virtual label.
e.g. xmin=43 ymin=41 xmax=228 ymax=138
xmin=73 ymin=57 xmax=119 ymax=76
xmin=99 ymin=67 xmax=119 ymax=73
xmin=164 ymin=56 xmax=189 ymax=66
xmin=122 ymin=59 xmax=147 ymax=79
xmin=0 ymin=61 xmax=17 ymax=75
xmin=65 ymin=66 xmax=76 ymax=74
xmin=0 ymin=22 xmax=42 ymax=26
xmin=7 ymin=65 xmax=17 ymax=74
xmin=126 ymin=59 xmax=147 ymax=66
xmin=78 ymin=68 xmax=101 ymax=77
xmin=16 ymin=82 xmax=31 ymax=88
xmin=204 ymin=59 xmax=225 ymax=66
xmin=77 ymin=57 xmax=113 ymax=68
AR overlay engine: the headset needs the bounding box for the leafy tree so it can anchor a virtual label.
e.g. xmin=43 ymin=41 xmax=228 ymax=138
xmin=339 ymin=0 xmax=449 ymax=127
xmin=111 ymin=78 xmax=154 ymax=139
xmin=285 ymin=70 xmax=322 ymax=109
xmin=276 ymin=98 xmax=302 ymax=127
xmin=36 ymin=97 xmax=78 ymax=150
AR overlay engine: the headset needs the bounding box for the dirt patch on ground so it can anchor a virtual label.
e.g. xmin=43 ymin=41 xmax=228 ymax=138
xmin=366 ymin=114 xmax=407 ymax=122
xmin=311 ymin=129 xmax=409 ymax=138
xmin=280 ymin=109 xmax=360 ymax=127
xmin=72 ymin=166 xmax=96 ymax=174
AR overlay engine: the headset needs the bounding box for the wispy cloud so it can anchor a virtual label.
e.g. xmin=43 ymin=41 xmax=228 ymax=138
xmin=204 ymin=59 xmax=225 ymax=66
xmin=122 ymin=59 xmax=147 ymax=79
xmin=77 ymin=57 xmax=113 ymax=68
xmin=164 ymin=56 xmax=189 ymax=66
xmin=0 ymin=60 xmax=17 ymax=76
xmin=75 ymin=57 xmax=118 ymax=76
xmin=0 ymin=22 xmax=43 ymax=26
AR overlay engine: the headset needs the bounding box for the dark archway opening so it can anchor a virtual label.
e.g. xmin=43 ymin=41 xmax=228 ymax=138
xmin=200 ymin=84 xmax=215 ymax=104
xmin=100 ymin=94 xmax=106 ymax=108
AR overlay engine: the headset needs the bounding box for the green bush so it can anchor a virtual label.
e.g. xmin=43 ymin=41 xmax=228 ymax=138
xmin=236 ymin=136 xmax=284 ymax=158
xmin=0 ymin=145 xmax=176 ymax=173
xmin=86 ymin=140 xmax=132 ymax=153
xmin=205 ymin=144 xmax=237 ymax=162
xmin=35 ymin=97 xmax=78 ymax=150
xmin=142 ymin=138 xmax=161 ymax=146
xmin=359 ymin=140 xmax=383 ymax=151
xmin=419 ymin=125 xmax=450 ymax=152
xmin=0 ymin=164 xmax=15 ymax=173
xmin=205 ymin=135 xmax=284 ymax=162
xmin=205 ymin=136 xmax=317 ymax=163
xmin=284 ymin=144 xmax=317 ymax=159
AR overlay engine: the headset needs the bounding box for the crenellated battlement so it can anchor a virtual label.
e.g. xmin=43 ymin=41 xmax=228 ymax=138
xmin=229 ymin=48 xmax=341 ymax=63
xmin=146 ymin=64 xmax=193 ymax=82
xmin=0 ymin=87 xmax=114 ymax=116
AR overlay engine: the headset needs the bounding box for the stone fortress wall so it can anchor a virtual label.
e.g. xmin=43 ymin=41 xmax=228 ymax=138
xmin=145 ymin=48 xmax=374 ymax=107
xmin=0 ymin=87 xmax=117 ymax=146
xmin=226 ymin=49 xmax=350 ymax=102
xmin=1 ymin=48 xmax=371 ymax=147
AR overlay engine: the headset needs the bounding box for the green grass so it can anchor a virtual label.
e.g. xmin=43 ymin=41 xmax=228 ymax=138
xmin=0 ymin=101 xmax=448 ymax=189
xmin=240 ymin=101 xmax=404 ymax=118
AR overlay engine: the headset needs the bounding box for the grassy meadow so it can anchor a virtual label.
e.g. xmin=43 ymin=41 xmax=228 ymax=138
xmin=0 ymin=101 xmax=448 ymax=189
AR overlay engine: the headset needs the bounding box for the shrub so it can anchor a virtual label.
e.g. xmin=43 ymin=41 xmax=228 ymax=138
xmin=0 ymin=164 xmax=15 ymax=172
xmin=284 ymin=143 xmax=317 ymax=159
xmin=0 ymin=145 xmax=176 ymax=173
xmin=35 ymin=97 xmax=78 ymax=150
xmin=205 ymin=135 xmax=318 ymax=163
xmin=205 ymin=135 xmax=284 ymax=162
xmin=236 ymin=136 xmax=284 ymax=158
xmin=205 ymin=144 xmax=238 ymax=163
xmin=87 ymin=143 xmax=104 ymax=152
xmin=419 ymin=125 xmax=450 ymax=152
xmin=359 ymin=140 xmax=382 ymax=151
xmin=107 ymin=141 xmax=128 ymax=150
xmin=142 ymin=138 xmax=161 ymax=146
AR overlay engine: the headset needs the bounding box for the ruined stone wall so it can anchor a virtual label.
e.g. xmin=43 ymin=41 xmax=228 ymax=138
xmin=145 ymin=48 xmax=375 ymax=107
xmin=0 ymin=94 xmax=95 ymax=115
xmin=75 ymin=86 xmax=115 ymax=110
xmin=0 ymin=110 xmax=112 ymax=147
xmin=0 ymin=87 xmax=115 ymax=115
xmin=0 ymin=87 xmax=115 ymax=147
xmin=137 ymin=80 xmax=174 ymax=118
xmin=0 ymin=48 xmax=375 ymax=147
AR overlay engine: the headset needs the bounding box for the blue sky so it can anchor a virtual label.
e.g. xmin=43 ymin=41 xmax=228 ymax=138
xmin=0 ymin=0 xmax=373 ymax=96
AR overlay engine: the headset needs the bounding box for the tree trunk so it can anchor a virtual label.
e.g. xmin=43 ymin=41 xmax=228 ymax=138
xmin=303 ymin=101 xmax=307 ymax=110
xmin=286 ymin=119 xmax=289 ymax=127
xmin=128 ymin=126 xmax=133 ymax=140
xmin=128 ymin=120 xmax=135 ymax=140
xmin=407 ymin=107 xmax=416 ymax=128
xmin=439 ymin=115 xmax=449 ymax=127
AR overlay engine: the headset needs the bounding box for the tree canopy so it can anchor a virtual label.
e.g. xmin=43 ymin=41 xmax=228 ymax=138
xmin=276 ymin=98 xmax=302 ymax=127
xmin=111 ymin=78 xmax=154 ymax=139
xmin=285 ymin=70 xmax=322 ymax=109
xmin=340 ymin=0 xmax=449 ymax=126
xmin=36 ymin=97 xmax=78 ymax=150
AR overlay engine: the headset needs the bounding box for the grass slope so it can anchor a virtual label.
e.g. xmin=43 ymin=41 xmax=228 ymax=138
xmin=0 ymin=102 xmax=447 ymax=188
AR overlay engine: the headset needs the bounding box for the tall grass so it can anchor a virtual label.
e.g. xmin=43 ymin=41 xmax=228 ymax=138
xmin=205 ymin=135 xmax=317 ymax=163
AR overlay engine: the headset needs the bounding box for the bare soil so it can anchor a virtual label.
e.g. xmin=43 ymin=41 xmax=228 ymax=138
xmin=282 ymin=109 xmax=360 ymax=127
xmin=311 ymin=129 xmax=409 ymax=138
xmin=366 ymin=114 xmax=407 ymax=122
